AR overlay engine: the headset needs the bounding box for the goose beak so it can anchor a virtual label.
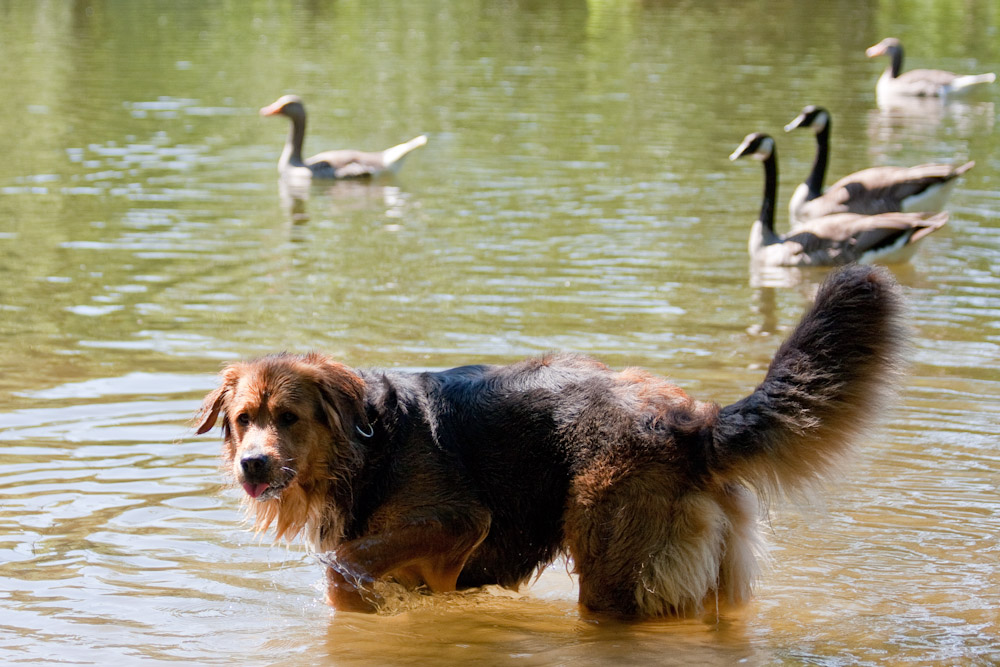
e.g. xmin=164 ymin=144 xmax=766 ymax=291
xmin=784 ymin=114 xmax=806 ymax=132
xmin=259 ymin=101 xmax=282 ymax=116
xmin=866 ymin=42 xmax=887 ymax=58
xmin=729 ymin=139 xmax=752 ymax=161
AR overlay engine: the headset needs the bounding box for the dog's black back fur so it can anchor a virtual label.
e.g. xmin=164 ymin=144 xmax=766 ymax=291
xmin=355 ymin=360 xmax=605 ymax=588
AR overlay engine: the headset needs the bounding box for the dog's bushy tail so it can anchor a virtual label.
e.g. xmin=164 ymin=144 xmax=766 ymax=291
xmin=709 ymin=265 xmax=906 ymax=498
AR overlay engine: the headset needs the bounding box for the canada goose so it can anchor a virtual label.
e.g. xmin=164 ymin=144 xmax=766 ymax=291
xmin=866 ymin=38 xmax=996 ymax=99
xmin=730 ymin=133 xmax=948 ymax=267
xmin=784 ymin=105 xmax=974 ymax=223
xmin=260 ymin=95 xmax=427 ymax=180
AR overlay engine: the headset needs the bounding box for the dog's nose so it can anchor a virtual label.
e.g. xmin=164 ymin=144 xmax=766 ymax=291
xmin=240 ymin=455 xmax=270 ymax=483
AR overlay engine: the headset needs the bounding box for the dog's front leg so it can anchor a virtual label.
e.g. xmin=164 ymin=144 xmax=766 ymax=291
xmin=320 ymin=515 xmax=490 ymax=612
xmin=325 ymin=565 xmax=381 ymax=612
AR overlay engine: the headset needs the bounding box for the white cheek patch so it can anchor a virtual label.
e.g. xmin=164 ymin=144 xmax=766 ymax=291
xmin=812 ymin=112 xmax=829 ymax=133
xmin=753 ymin=137 xmax=775 ymax=161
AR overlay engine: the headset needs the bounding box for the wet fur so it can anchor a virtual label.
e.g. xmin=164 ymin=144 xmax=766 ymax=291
xmin=196 ymin=265 xmax=905 ymax=618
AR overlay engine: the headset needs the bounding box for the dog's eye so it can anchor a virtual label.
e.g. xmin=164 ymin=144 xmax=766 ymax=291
xmin=279 ymin=412 xmax=299 ymax=427
xmin=235 ymin=413 xmax=250 ymax=427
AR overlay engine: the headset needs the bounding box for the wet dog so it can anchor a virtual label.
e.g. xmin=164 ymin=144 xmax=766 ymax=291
xmin=196 ymin=265 xmax=904 ymax=618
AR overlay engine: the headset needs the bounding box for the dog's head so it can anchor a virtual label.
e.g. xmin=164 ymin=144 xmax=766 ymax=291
xmin=196 ymin=353 xmax=370 ymax=506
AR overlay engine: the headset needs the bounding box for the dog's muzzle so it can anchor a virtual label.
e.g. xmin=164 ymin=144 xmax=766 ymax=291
xmin=240 ymin=454 xmax=273 ymax=499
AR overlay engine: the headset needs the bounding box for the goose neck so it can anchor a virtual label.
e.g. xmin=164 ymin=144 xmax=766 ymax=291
xmin=758 ymin=151 xmax=779 ymax=241
xmin=889 ymin=45 xmax=903 ymax=79
xmin=280 ymin=114 xmax=307 ymax=169
xmin=805 ymin=124 xmax=830 ymax=199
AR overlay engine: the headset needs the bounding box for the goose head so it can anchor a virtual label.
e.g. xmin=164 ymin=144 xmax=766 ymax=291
xmin=260 ymin=94 xmax=307 ymax=122
xmin=729 ymin=132 xmax=775 ymax=163
xmin=867 ymin=38 xmax=905 ymax=79
xmin=866 ymin=37 xmax=902 ymax=60
xmin=784 ymin=105 xmax=829 ymax=134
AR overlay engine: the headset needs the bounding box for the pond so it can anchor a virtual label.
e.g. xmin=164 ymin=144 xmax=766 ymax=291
xmin=0 ymin=1 xmax=998 ymax=664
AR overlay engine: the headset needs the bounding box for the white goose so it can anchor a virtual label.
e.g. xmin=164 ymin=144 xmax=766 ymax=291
xmin=260 ymin=95 xmax=427 ymax=180
xmin=730 ymin=133 xmax=948 ymax=267
xmin=867 ymin=38 xmax=996 ymax=99
xmin=784 ymin=105 xmax=974 ymax=223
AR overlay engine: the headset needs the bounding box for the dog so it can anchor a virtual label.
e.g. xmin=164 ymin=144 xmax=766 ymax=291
xmin=195 ymin=265 xmax=904 ymax=618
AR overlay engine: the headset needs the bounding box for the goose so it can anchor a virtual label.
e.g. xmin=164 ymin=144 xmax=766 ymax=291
xmin=784 ymin=105 xmax=974 ymax=223
xmin=730 ymin=133 xmax=948 ymax=267
xmin=866 ymin=38 xmax=996 ymax=99
xmin=260 ymin=95 xmax=427 ymax=180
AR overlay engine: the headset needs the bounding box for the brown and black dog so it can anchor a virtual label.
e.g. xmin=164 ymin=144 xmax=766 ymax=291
xmin=196 ymin=265 xmax=905 ymax=618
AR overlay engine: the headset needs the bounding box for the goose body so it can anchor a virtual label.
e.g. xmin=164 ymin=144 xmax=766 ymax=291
xmin=867 ymin=38 xmax=996 ymax=99
xmin=730 ymin=133 xmax=948 ymax=267
xmin=785 ymin=105 xmax=973 ymax=223
xmin=260 ymin=95 xmax=427 ymax=180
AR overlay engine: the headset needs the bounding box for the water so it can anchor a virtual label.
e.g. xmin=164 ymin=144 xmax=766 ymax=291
xmin=1 ymin=1 xmax=998 ymax=664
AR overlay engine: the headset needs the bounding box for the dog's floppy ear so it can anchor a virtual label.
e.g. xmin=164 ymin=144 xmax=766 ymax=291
xmin=307 ymin=354 xmax=370 ymax=437
xmin=195 ymin=365 xmax=240 ymax=435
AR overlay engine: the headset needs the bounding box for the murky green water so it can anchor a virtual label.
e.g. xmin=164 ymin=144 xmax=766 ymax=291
xmin=1 ymin=1 xmax=998 ymax=664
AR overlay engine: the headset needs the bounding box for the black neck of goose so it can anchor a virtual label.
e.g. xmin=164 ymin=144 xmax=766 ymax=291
xmin=760 ymin=151 xmax=777 ymax=234
xmin=806 ymin=123 xmax=829 ymax=199
xmin=889 ymin=45 xmax=903 ymax=78
xmin=285 ymin=114 xmax=306 ymax=166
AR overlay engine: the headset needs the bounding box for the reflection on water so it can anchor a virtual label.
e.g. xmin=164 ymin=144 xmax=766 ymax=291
xmin=867 ymin=98 xmax=996 ymax=161
xmin=1 ymin=0 xmax=999 ymax=664
xmin=277 ymin=177 xmax=416 ymax=230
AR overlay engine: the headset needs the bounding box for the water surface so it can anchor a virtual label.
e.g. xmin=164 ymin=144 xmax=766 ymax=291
xmin=1 ymin=1 xmax=999 ymax=664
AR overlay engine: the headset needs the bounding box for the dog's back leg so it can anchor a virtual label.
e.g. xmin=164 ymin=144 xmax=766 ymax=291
xmin=565 ymin=465 xmax=761 ymax=618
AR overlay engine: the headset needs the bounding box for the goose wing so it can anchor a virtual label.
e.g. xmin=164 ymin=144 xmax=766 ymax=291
xmin=784 ymin=211 xmax=947 ymax=265
xmin=797 ymin=162 xmax=972 ymax=219
xmin=306 ymin=149 xmax=386 ymax=178
xmin=892 ymin=68 xmax=959 ymax=96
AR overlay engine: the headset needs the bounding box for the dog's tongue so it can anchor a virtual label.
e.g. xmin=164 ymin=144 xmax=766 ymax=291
xmin=242 ymin=482 xmax=270 ymax=499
